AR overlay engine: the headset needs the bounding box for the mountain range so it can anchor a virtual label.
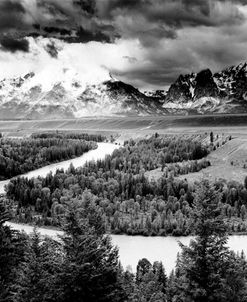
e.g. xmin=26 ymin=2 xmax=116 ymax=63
xmin=161 ymin=63 xmax=247 ymax=114
xmin=0 ymin=63 xmax=247 ymax=119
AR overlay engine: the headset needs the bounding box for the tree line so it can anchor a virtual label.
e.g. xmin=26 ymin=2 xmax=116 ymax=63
xmin=31 ymin=131 xmax=106 ymax=142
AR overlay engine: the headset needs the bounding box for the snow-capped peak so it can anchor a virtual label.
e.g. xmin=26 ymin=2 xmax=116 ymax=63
xmin=0 ymin=68 xmax=163 ymax=119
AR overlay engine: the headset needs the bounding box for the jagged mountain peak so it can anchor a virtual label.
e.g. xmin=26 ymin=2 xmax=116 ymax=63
xmin=163 ymin=62 xmax=247 ymax=114
xmin=193 ymin=68 xmax=219 ymax=99
xmin=196 ymin=68 xmax=213 ymax=79
xmin=0 ymin=62 xmax=247 ymax=119
xmin=229 ymin=62 xmax=247 ymax=72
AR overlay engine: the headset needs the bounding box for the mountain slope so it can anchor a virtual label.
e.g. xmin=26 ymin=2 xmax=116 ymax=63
xmin=0 ymin=62 xmax=247 ymax=119
xmin=162 ymin=63 xmax=247 ymax=114
xmin=0 ymin=71 xmax=164 ymax=119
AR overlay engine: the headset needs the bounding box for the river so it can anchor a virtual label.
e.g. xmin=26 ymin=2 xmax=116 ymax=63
xmin=3 ymin=141 xmax=247 ymax=274
xmin=5 ymin=221 xmax=247 ymax=274
xmin=0 ymin=142 xmax=119 ymax=194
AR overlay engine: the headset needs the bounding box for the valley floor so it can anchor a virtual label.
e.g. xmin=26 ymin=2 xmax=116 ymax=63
xmin=1 ymin=114 xmax=247 ymax=184
xmin=1 ymin=114 xmax=247 ymax=138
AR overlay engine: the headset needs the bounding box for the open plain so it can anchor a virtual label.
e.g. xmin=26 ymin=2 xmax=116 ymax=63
xmin=1 ymin=114 xmax=247 ymax=137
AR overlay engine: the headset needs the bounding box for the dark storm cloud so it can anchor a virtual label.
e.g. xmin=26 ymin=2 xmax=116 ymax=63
xmin=94 ymin=0 xmax=246 ymax=50
xmin=71 ymin=27 xmax=111 ymax=43
xmin=0 ymin=0 xmax=116 ymax=49
xmin=0 ymin=0 xmax=247 ymax=88
xmin=43 ymin=27 xmax=71 ymax=36
xmin=114 ymin=49 xmax=198 ymax=88
xmin=97 ymin=0 xmax=245 ymax=27
xmin=1 ymin=0 xmax=245 ymax=46
xmin=0 ymin=37 xmax=29 ymax=52
xmin=97 ymin=0 xmax=247 ymax=88
xmin=0 ymin=0 xmax=25 ymax=14
xmin=36 ymin=0 xmax=69 ymax=20
xmin=73 ymin=0 xmax=96 ymax=16
xmin=34 ymin=0 xmax=117 ymax=44
xmin=0 ymin=0 xmax=26 ymax=31
xmin=63 ymin=26 xmax=120 ymax=43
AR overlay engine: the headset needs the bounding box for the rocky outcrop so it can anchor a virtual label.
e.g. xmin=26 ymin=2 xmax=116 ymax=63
xmin=193 ymin=69 xmax=219 ymax=99
xmin=165 ymin=74 xmax=195 ymax=104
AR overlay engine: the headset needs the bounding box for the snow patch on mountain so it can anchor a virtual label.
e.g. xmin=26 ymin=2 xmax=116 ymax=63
xmin=161 ymin=63 xmax=247 ymax=114
xmin=0 ymin=62 xmax=247 ymax=118
xmin=0 ymin=68 xmax=163 ymax=119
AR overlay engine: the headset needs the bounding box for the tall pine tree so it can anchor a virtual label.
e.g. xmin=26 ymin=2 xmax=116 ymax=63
xmin=14 ymin=229 xmax=62 ymax=302
xmin=171 ymin=180 xmax=247 ymax=302
xmin=55 ymin=193 xmax=126 ymax=302
xmin=0 ymin=202 xmax=26 ymax=302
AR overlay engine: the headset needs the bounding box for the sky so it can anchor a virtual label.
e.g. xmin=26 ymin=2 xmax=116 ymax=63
xmin=0 ymin=0 xmax=247 ymax=91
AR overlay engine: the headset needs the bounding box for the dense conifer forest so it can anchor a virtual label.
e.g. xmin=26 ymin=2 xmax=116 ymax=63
xmin=0 ymin=137 xmax=98 ymax=180
xmin=1 ymin=181 xmax=247 ymax=302
xmin=31 ymin=131 xmax=106 ymax=142
xmin=4 ymin=134 xmax=246 ymax=236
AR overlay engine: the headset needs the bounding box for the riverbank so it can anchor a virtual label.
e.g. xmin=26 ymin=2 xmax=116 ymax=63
xmin=8 ymin=218 xmax=247 ymax=238
xmin=0 ymin=142 xmax=120 ymax=194
xmin=6 ymin=221 xmax=247 ymax=273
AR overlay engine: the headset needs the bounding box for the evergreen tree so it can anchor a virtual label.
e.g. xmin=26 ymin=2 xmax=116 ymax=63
xmin=172 ymin=180 xmax=247 ymax=302
xmin=136 ymin=258 xmax=152 ymax=284
xmin=55 ymin=201 xmax=125 ymax=302
xmin=14 ymin=229 xmax=62 ymax=302
xmin=222 ymin=251 xmax=247 ymax=302
xmin=152 ymin=261 xmax=167 ymax=294
xmin=244 ymin=176 xmax=247 ymax=190
xmin=210 ymin=132 xmax=214 ymax=144
xmin=0 ymin=202 xmax=26 ymax=302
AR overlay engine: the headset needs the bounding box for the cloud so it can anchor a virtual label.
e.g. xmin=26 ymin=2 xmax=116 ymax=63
xmin=94 ymin=0 xmax=246 ymax=49
xmin=73 ymin=0 xmax=96 ymax=15
xmin=97 ymin=0 xmax=246 ymax=28
xmin=28 ymin=0 xmax=117 ymax=43
xmin=0 ymin=37 xmax=29 ymax=52
xmin=123 ymin=56 xmax=137 ymax=64
xmin=1 ymin=0 xmax=245 ymax=48
xmin=93 ymin=0 xmax=247 ymax=88
xmin=43 ymin=26 xmax=71 ymax=36
xmin=0 ymin=37 xmax=130 ymax=87
xmin=112 ymin=18 xmax=247 ymax=89
xmin=66 ymin=27 xmax=113 ymax=43
xmin=0 ymin=0 xmax=117 ymax=48
xmin=0 ymin=0 xmax=27 ymax=31
xmin=0 ymin=0 xmax=247 ymax=89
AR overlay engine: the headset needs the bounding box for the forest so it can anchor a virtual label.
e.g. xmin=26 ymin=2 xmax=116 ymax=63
xmin=31 ymin=131 xmax=106 ymax=142
xmin=1 ymin=181 xmax=247 ymax=302
xmin=5 ymin=134 xmax=245 ymax=236
xmin=0 ymin=137 xmax=97 ymax=180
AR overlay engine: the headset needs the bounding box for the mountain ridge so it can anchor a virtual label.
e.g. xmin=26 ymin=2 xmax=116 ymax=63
xmin=161 ymin=62 xmax=247 ymax=114
xmin=0 ymin=63 xmax=246 ymax=119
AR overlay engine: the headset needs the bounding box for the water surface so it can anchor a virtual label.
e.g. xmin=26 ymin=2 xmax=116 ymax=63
xmin=0 ymin=142 xmax=118 ymax=194
xmin=4 ymin=141 xmax=247 ymax=273
xmin=6 ymin=222 xmax=247 ymax=274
